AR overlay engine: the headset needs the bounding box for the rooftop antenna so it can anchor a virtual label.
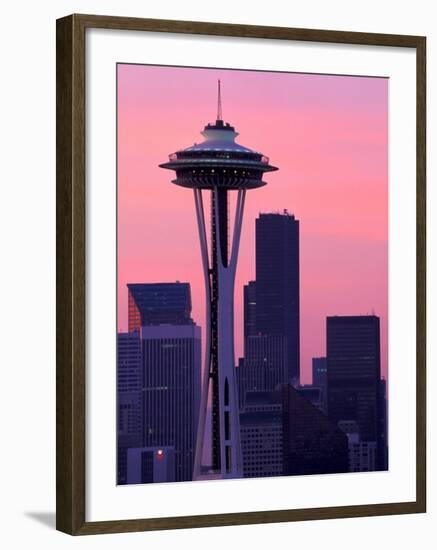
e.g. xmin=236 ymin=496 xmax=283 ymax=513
xmin=217 ymin=79 xmax=222 ymax=121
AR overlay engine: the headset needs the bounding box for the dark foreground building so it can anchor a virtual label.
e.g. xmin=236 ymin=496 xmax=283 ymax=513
xmin=326 ymin=315 xmax=385 ymax=470
xmin=282 ymin=384 xmax=349 ymax=476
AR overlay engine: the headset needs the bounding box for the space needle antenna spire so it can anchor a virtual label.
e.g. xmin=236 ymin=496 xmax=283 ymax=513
xmin=217 ymin=79 xmax=222 ymax=121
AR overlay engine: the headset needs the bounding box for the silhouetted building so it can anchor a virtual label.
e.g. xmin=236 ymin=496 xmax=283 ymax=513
xmin=237 ymin=335 xmax=287 ymax=407
xmin=282 ymin=384 xmax=349 ymax=476
xmin=255 ymin=212 xmax=300 ymax=384
xmin=243 ymin=281 xmax=257 ymax=352
xmin=141 ymin=324 xmax=201 ymax=482
xmin=117 ymin=330 xmax=143 ymax=484
xmin=326 ymin=315 xmax=384 ymax=470
xmin=297 ymin=385 xmax=325 ymax=413
xmin=126 ymin=446 xmax=176 ymax=484
xmin=240 ymin=391 xmax=283 ymax=478
xmin=127 ymin=282 xmax=193 ymax=332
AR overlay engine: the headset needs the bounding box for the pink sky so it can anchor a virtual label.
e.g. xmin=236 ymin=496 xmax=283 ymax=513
xmin=117 ymin=64 xmax=388 ymax=384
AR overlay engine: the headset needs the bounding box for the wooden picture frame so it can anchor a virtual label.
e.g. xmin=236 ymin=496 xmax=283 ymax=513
xmin=56 ymin=13 xmax=426 ymax=535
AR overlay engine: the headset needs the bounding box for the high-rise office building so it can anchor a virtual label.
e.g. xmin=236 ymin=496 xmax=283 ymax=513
xmin=141 ymin=324 xmax=201 ymax=482
xmin=255 ymin=212 xmax=300 ymax=384
xmin=326 ymin=315 xmax=384 ymax=470
xmin=127 ymin=282 xmax=193 ymax=332
xmin=117 ymin=330 xmax=143 ymax=484
xmin=282 ymin=384 xmax=349 ymax=476
xmin=240 ymin=391 xmax=283 ymax=478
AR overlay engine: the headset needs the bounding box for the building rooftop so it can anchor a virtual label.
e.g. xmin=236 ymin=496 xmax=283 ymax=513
xmin=127 ymin=282 xmax=194 ymax=325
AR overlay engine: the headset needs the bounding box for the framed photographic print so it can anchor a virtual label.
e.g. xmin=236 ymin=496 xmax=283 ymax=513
xmin=56 ymin=14 xmax=426 ymax=535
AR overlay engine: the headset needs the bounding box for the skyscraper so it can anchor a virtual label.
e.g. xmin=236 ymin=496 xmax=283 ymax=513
xmin=141 ymin=324 xmax=201 ymax=482
xmin=160 ymin=82 xmax=278 ymax=479
xmin=255 ymin=212 xmax=300 ymax=384
xmin=127 ymin=282 xmax=193 ymax=332
xmin=240 ymin=391 xmax=283 ymax=478
xmin=326 ymin=315 xmax=384 ymax=470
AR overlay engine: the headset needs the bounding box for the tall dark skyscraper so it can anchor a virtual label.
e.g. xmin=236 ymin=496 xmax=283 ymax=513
xmin=326 ymin=315 xmax=384 ymax=470
xmin=255 ymin=212 xmax=300 ymax=384
xmin=127 ymin=282 xmax=193 ymax=332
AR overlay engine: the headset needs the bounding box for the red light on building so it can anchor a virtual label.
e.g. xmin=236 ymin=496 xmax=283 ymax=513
xmin=156 ymin=449 xmax=164 ymax=459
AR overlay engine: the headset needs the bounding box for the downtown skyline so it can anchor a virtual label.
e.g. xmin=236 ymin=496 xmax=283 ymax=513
xmin=118 ymin=278 xmax=387 ymax=479
xmin=117 ymin=63 xmax=388 ymax=384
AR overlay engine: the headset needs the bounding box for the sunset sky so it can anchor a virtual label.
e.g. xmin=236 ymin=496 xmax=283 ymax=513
xmin=117 ymin=64 xmax=388 ymax=383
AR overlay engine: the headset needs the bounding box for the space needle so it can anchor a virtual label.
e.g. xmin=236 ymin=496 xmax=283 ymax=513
xmin=160 ymin=81 xmax=278 ymax=479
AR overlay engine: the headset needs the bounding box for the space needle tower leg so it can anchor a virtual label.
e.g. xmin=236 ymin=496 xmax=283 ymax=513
xmin=193 ymin=188 xmax=212 ymax=480
xmin=192 ymin=185 xmax=245 ymax=479
xmin=215 ymin=187 xmax=245 ymax=478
